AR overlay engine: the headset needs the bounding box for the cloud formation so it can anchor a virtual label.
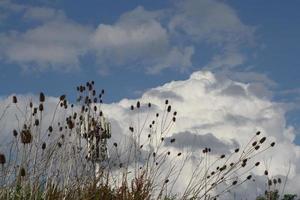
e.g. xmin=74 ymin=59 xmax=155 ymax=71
xmin=1 ymin=70 xmax=298 ymax=198
xmin=0 ymin=0 xmax=254 ymax=74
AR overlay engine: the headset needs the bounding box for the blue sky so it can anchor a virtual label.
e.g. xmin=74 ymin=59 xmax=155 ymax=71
xmin=0 ymin=0 xmax=300 ymax=142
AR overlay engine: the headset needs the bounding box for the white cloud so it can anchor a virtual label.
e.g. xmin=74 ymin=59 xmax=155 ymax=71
xmin=0 ymin=17 xmax=92 ymax=71
xmin=0 ymin=0 xmax=256 ymax=73
xmin=2 ymin=70 xmax=298 ymax=198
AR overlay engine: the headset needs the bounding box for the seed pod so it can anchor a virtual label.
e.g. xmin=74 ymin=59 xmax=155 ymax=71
xmin=252 ymin=141 xmax=257 ymax=146
xmin=136 ymin=101 xmax=140 ymax=108
xmin=232 ymin=180 xmax=237 ymax=185
xmin=255 ymin=145 xmax=260 ymax=150
xmin=220 ymin=154 xmax=225 ymax=159
xmin=172 ymin=117 xmax=176 ymax=122
xmin=170 ymin=138 xmax=176 ymax=143
xmin=113 ymin=143 xmax=117 ymax=147
xmin=42 ymin=142 xmax=46 ymax=150
xmin=177 ymin=152 xmax=182 ymax=156
xmin=130 ymin=105 xmax=134 ymax=110
xmin=12 ymin=96 xmax=17 ymax=103
xmin=39 ymin=103 xmax=44 ymax=112
xmin=165 ymin=179 xmax=169 ymax=183
xmin=278 ymin=178 xmax=281 ymax=184
xmin=20 ymin=167 xmax=26 ymax=177
xmin=60 ymin=95 xmax=66 ymax=101
xmin=167 ymin=105 xmax=171 ymax=112
xmin=0 ymin=154 xmax=6 ymax=164
xmin=34 ymin=119 xmax=39 ymax=126
xmin=173 ymin=111 xmax=177 ymax=116
xmin=148 ymin=103 xmax=151 ymax=108
xmin=29 ymin=102 xmax=33 ymax=108
xmin=39 ymin=92 xmax=45 ymax=102
xmin=235 ymin=148 xmax=239 ymax=153
xmin=48 ymin=126 xmax=53 ymax=132
xmin=264 ymin=170 xmax=268 ymax=176
xmin=259 ymin=137 xmax=266 ymax=144
xmin=255 ymin=162 xmax=260 ymax=167
xmin=21 ymin=129 xmax=32 ymax=144
xmin=13 ymin=129 xmax=18 ymax=137
xmin=270 ymin=142 xmax=275 ymax=147
xmin=165 ymin=100 xmax=169 ymax=105
xmin=247 ymin=175 xmax=252 ymax=180
xmin=256 ymin=131 xmax=261 ymax=135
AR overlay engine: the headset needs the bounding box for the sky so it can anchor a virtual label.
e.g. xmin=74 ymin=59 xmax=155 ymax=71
xmin=1 ymin=0 xmax=300 ymax=198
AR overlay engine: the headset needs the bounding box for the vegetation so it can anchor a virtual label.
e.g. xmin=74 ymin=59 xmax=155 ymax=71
xmin=0 ymin=81 xmax=282 ymax=199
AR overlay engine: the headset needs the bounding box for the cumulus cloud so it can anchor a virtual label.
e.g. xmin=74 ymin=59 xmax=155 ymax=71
xmin=1 ymin=70 xmax=298 ymax=198
xmin=0 ymin=0 xmax=256 ymax=73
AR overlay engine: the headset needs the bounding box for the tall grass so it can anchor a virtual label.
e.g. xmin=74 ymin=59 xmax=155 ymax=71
xmin=0 ymin=81 xmax=276 ymax=200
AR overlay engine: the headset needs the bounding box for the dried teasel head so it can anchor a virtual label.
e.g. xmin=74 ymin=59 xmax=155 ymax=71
xmin=13 ymin=129 xmax=18 ymax=137
xmin=0 ymin=154 xmax=6 ymax=165
xmin=39 ymin=92 xmax=45 ymax=102
xmin=12 ymin=96 xmax=17 ymax=103
xmin=20 ymin=167 xmax=26 ymax=177
xmin=21 ymin=129 xmax=32 ymax=144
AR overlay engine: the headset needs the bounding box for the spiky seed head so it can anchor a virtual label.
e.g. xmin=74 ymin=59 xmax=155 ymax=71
xmin=39 ymin=103 xmax=44 ymax=112
xmin=165 ymin=179 xmax=169 ymax=183
xmin=60 ymin=95 xmax=66 ymax=101
xmin=247 ymin=175 xmax=252 ymax=180
xmin=165 ymin=99 xmax=169 ymax=105
xmin=137 ymin=101 xmax=140 ymax=108
xmin=264 ymin=170 xmax=268 ymax=176
xmin=148 ymin=103 xmax=151 ymax=108
xmin=0 ymin=154 xmax=6 ymax=164
xmin=232 ymin=180 xmax=237 ymax=185
xmin=235 ymin=148 xmax=239 ymax=153
xmin=20 ymin=167 xmax=26 ymax=177
xmin=177 ymin=152 xmax=182 ymax=156
xmin=255 ymin=162 xmax=260 ymax=166
xmin=220 ymin=154 xmax=225 ymax=159
xmin=170 ymin=138 xmax=176 ymax=143
xmin=167 ymin=105 xmax=171 ymax=112
xmin=42 ymin=142 xmax=46 ymax=150
xmin=130 ymin=105 xmax=134 ymax=110
xmin=39 ymin=92 xmax=45 ymax=102
xmin=255 ymin=145 xmax=260 ymax=150
xmin=113 ymin=143 xmax=117 ymax=147
xmin=12 ymin=96 xmax=17 ymax=103
xmin=270 ymin=142 xmax=275 ymax=147
xmin=259 ymin=137 xmax=266 ymax=144
xmin=252 ymin=141 xmax=257 ymax=146
xmin=13 ymin=129 xmax=18 ymax=137
xmin=256 ymin=131 xmax=261 ymax=135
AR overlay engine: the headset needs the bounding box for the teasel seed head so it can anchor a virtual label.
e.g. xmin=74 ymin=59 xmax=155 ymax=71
xmin=42 ymin=142 xmax=46 ymax=150
xmin=232 ymin=180 xmax=237 ymax=185
xmin=12 ymin=96 xmax=17 ymax=103
xmin=256 ymin=131 xmax=261 ymax=135
xmin=177 ymin=152 xmax=182 ymax=156
xmin=165 ymin=179 xmax=169 ymax=183
xmin=264 ymin=170 xmax=268 ymax=176
xmin=0 ymin=154 xmax=6 ymax=165
xmin=20 ymin=167 xmax=26 ymax=177
xmin=268 ymin=179 xmax=272 ymax=186
xmin=278 ymin=178 xmax=281 ymax=184
xmin=252 ymin=141 xmax=257 ymax=146
xmin=255 ymin=145 xmax=260 ymax=150
xmin=21 ymin=129 xmax=32 ymax=144
xmin=235 ymin=148 xmax=239 ymax=153
xmin=13 ymin=129 xmax=18 ymax=137
xmin=270 ymin=142 xmax=275 ymax=147
xmin=137 ymin=101 xmax=140 ymax=108
xmin=172 ymin=117 xmax=176 ymax=122
xmin=113 ymin=143 xmax=117 ymax=147
xmin=165 ymin=99 xmax=169 ymax=105
xmin=39 ymin=103 xmax=44 ymax=112
xmin=39 ymin=92 xmax=45 ymax=102
xmin=259 ymin=137 xmax=266 ymax=144
xmin=247 ymin=175 xmax=252 ymax=180
xmin=167 ymin=105 xmax=171 ymax=112
xmin=60 ymin=95 xmax=66 ymax=101
xmin=130 ymin=105 xmax=134 ymax=110
xmin=255 ymin=162 xmax=260 ymax=167
xmin=29 ymin=102 xmax=33 ymax=108
xmin=220 ymin=154 xmax=225 ymax=159
xmin=148 ymin=103 xmax=151 ymax=108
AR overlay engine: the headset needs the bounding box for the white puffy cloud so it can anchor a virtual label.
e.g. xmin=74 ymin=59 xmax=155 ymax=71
xmin=1 ymin=70 xmax=300 ymax=197
xmin=0 ymin=0 xmax=256 ymax=73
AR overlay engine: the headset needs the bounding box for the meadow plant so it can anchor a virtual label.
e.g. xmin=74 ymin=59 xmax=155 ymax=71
xmin=0 ymin=81 xmax=276 ymax=200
